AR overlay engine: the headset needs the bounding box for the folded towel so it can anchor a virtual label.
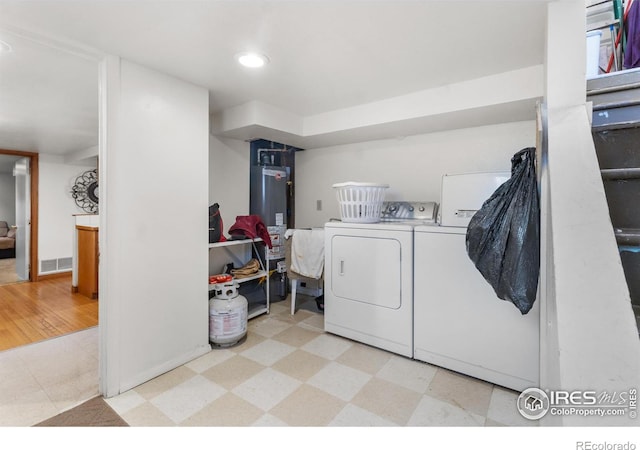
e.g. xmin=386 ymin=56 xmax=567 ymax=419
xmin=290 ymin=229 xmax=325 ymax=279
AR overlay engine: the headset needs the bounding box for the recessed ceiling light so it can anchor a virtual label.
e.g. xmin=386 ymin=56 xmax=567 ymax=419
xmin=0 ymin=40 xmax=13 ymax=53
xmin=236 ymin=52 xmax=269 ymax=68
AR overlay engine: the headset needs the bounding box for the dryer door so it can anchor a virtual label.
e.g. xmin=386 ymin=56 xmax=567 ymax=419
xmin=330 ymin=235 xmax=401 ymax=308
xmin=324 ymin=225 xmax=414 ymax=358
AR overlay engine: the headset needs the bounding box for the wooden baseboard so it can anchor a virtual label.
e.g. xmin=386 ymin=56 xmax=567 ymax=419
xmin=38 ymin=271 xmax=72 ymax=281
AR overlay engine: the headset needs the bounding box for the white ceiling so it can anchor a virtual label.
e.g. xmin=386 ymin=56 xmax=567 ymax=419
xmin=0 ymin=0 xmax=549 ymax=156
xmin=0 ymin=28 xmax=99 ymax=157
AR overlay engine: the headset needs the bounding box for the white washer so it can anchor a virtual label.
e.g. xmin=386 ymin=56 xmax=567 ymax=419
xmin=324 ymin=202 xmax=437 ymax=358
xmin=413 ymin=172 xmax=540 ymax=391
xmin=324 ymin=220 xmax=415 ymax=357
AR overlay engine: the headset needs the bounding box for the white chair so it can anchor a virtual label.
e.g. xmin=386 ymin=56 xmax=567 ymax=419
xmin=285 ymin=229 xmax=324 ymax=314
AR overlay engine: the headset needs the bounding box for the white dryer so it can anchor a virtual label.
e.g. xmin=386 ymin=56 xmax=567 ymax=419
xmin=324 ymin=221 xmax=415 ymax=357
xmin=413 ymin=172 xmax=540 ymax=391
xmin=324 ymin=201 xmax=437 ymax=358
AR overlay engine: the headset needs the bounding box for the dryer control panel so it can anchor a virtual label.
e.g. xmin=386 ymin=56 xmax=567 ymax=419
xmin=380 ymin=201 xmax=438 ymax=223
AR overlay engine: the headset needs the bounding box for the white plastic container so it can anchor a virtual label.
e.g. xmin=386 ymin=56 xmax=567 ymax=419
xmin=209 ymin=279 xmax=248 ymax=347
xmin=586 ymin=30 xmax=602 ymax=78
xmin=333 ymin=181 xmax=389 ymax=223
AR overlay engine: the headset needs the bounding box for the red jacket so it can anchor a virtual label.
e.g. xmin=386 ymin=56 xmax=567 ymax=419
xmin=228 ymin=215 xmax=273 ymax=248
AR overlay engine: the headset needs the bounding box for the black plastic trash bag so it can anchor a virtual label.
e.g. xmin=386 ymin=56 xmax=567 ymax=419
xmin=465 ymin=147 xmax=540 ymax=315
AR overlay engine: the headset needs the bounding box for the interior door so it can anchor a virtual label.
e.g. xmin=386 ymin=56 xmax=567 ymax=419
xmin=13 ymin=158 xmax=30 ymax=281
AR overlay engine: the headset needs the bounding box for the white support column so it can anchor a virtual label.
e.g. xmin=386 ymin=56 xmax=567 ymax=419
xmin=540 ymin=1 xmax=640 ymax=426
xmin=545 ymin=0 xmax=587 ymax=111
xmin=99 ymin=55 xmax=210 ymax=397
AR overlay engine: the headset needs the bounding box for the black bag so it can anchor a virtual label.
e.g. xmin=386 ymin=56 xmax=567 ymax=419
xmin=465 ymin=147 xmax=540 ymax=315
xmin=209 ymin=203 xmax=226 ymax=243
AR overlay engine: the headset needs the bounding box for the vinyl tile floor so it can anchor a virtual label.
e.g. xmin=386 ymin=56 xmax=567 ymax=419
xmin=0 ymin=296 xmax=535 ymax=427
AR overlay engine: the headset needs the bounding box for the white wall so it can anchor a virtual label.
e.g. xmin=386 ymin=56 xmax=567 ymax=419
xmin=545 ymin=105 xmax=640 ymax=426
xmin=100 ymin=56 xmax=210 ymax=396
xmin=208 ymin=136 xmax=252 ymax=274
xmin=38 ymin=154 xmax=96 ymax=270
xmin=209 ymin=135 xmax=250 ymax=237
xmin=294 ymin=120 xmax=536 ymax=228
xmin=0 ymin=173 xmax=15 ymax=225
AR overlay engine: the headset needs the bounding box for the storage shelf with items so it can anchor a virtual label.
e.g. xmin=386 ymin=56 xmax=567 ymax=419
xmin=586 ymin=0 xmax=636 ymax=75
xmin=208 ymin=238 xmax=270 ymax=319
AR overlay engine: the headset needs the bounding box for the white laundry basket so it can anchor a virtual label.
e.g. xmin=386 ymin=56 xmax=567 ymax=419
xmin=333 ymin=182 xmax=389 ymax=223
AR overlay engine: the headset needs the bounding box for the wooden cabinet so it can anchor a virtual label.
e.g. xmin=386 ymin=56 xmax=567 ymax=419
xmin=76 ymin=225 xmax=98 ymax=299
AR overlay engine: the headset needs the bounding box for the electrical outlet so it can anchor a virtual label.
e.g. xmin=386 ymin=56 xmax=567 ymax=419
xmin=316 ymin=200 xmax=322 ymax=211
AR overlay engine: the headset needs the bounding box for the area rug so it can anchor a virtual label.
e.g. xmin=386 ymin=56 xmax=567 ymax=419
xmin=0 ymin=258 xmax=20 ymax=285
xmin=34 ymin=396 xmax=129 ymax=427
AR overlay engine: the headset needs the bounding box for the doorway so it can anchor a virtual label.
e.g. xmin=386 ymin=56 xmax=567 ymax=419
xmin=0 ymin=148 xmax=100 ymax=351
xmin=0 ymin=149 xmax=38 ymax=285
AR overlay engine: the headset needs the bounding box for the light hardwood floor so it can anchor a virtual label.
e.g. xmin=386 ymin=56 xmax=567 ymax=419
xmin=0 ymin=258 xmax=20 ymax=284
xmin=0 ymin=274 xmax=98 ymax=351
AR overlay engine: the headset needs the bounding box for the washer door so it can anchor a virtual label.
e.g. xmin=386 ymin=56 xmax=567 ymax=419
xmin=330 ymin=235 xmax=401 ymax=308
